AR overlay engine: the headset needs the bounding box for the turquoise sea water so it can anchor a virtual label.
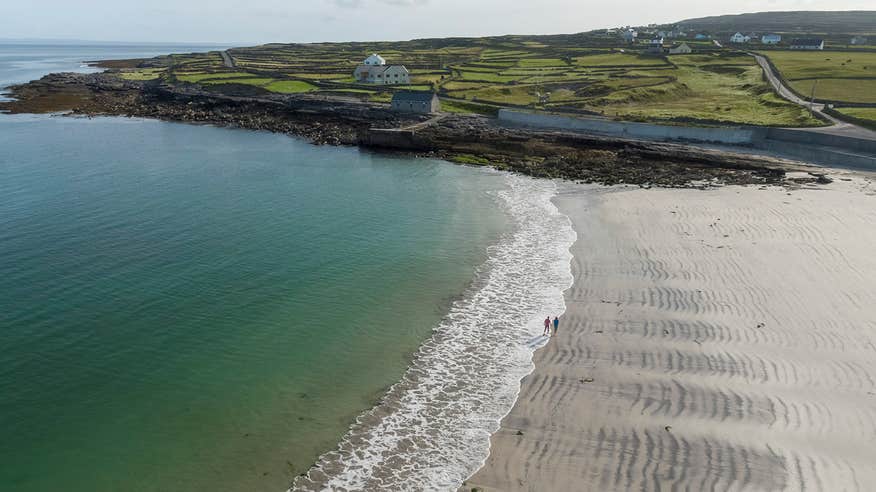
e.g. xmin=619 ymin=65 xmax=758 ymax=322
xmin=0 ymin=46 xmax=510 ymax=492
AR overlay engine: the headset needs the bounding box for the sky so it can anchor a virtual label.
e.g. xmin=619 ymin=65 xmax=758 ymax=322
xmin=1 ymin=0 xmax=872 ymax=45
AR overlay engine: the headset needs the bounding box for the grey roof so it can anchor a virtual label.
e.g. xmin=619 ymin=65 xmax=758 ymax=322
xmin=355 ymin=64 xmax=408 ymax=75
xmin=392 ymin=91 xmax=437 ymax=103
xmin=791 ymin=38 xmax=824 ymax=45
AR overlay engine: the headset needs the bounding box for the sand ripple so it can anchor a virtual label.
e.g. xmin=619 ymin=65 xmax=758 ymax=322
xmin=467 ymin=176 xmax=876 ymax=491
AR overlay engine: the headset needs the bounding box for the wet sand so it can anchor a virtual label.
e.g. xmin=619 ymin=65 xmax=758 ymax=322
xmin=466 ymin=171 xmax=876 ymax=491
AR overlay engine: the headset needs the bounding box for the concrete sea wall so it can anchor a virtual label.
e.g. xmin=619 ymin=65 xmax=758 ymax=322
xmin=766 ymin=128 xmax=876 ymax=155
xmin=498 ymin=109 xmax=766 ymax=145
xmin=497 ymin=109 xmax=876 ymax=171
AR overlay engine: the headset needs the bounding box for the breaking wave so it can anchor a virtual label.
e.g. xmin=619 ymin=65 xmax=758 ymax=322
xmin=291 ymin=174 xmax=576 ymax=491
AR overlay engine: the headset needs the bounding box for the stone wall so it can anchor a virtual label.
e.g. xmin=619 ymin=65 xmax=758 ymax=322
xmin=358 ymin=128 xmax=427 ymax=150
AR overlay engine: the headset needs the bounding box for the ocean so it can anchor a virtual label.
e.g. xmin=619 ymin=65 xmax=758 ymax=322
xmin=0 ymin=44 xmax=574 ymax=491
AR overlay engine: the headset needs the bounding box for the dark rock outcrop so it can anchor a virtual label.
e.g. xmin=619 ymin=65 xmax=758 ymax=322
xmin=1 ymin=72 xmax=812 ymax=187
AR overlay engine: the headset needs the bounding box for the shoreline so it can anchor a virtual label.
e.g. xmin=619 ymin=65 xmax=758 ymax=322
xmin=291 ymin=174 xmax=576 ymax=490
xmin=0 ymin=71 xmax=833 ymax=189
xmin=4 ymin=68 xmax=871 ymax=490
xmin=465 ymin=171 xmax=876 ymax=491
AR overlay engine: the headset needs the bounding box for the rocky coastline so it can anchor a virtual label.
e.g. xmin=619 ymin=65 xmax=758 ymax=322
xmin=1 ymin=71 xmax=827 ymax=188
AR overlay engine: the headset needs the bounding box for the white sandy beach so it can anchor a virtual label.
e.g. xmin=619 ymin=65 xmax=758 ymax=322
xmin=466 ymin=170 xmax=876 ymax=491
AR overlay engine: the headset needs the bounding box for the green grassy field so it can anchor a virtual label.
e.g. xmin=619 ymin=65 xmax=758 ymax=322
xmin=175 ymin=72 xmax=255 ymax=83
xmin=583 ymin=55 xmax=819 ymax=126
xmin=837 ymin=107 xmax=876 ymax=119
xmin=833 ymin=107 xmax=876 ymax=128
xmin=789 ymin=78 xmax=876 ymax=104
xmin=264 ymin=80 xmax=318 ymax=93
xmin=200 ymin=77 xmax=274 ymax=86
xmin=117 ymin=68 xmax=166 ymax=80
xmin=114 ymin=36 xmax=843 ymax=126
xmin=760 ymin=51 xmax=876 ymax=103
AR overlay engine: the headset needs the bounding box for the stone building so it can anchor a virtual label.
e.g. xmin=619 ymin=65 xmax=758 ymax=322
xmin=391 ymin=92 xmax=440 ymax=114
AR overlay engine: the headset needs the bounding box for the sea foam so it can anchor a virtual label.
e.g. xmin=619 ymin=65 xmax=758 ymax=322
xmin=291 ymin=174 xmax=576 ymax=491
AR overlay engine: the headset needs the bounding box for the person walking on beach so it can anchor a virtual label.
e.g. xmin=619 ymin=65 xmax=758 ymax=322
xmin=544 ymin=316 xmax=551 ymax=336
xmin=552 ymin=316 xmax=559 ymax=336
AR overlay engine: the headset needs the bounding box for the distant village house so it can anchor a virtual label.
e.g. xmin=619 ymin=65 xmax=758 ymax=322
xmin=646 ymin=37 xmax=665 ymax=55
xmin=694 ymin=33 xmax=710 ymax=40
xmin=790 ymin=38 xmax=825 ymax=50
xmin=620 ymin=29 xmax=638 ymax=43
xmin=850 ymin=36 xmax=868 ymax=45
xmin=668 ymin=42 xmax=692 ymax=55
xmin=730 ymin=32 xmax=751 ymax=43
xmin=354 ymin=54 xmax=411 ymax=85
xmin=761 ymin=34 xmax=781 ymax=44
xmin=391 ymin=91 xmax=440 ymax=114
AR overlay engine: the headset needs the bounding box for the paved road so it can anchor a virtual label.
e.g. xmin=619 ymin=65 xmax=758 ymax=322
xmin=753 ymin=53 xmax=876 ymax=140
xmin=220 ymin=50 xmax=236 ymax=69
xmin=753 ymin=55 xmax=829 ymax=113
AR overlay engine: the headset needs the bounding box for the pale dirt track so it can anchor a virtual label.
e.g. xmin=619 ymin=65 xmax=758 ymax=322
xmin=466 ymin=172 xmax=876 ymax=491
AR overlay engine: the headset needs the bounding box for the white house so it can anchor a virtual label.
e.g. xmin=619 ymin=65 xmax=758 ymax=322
xmin=761 ymin=34 xmax=781 ymax=44
xmin=790 ymin=38 xmax=824 ymax=50
xmin=354 ymin=64 xmax=410 ymax=85
xmin=380 ymin=65 xmax=410 ymax=84
xmin=668 ymin=43 xmax=692 ymax=55
xmin=730 ymin=32 xmax=750 ymax=43
xmin=362 ymin=53 xmax=386 ymax=66
xmin=353 ymin=54 xmax=410 ymax=85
